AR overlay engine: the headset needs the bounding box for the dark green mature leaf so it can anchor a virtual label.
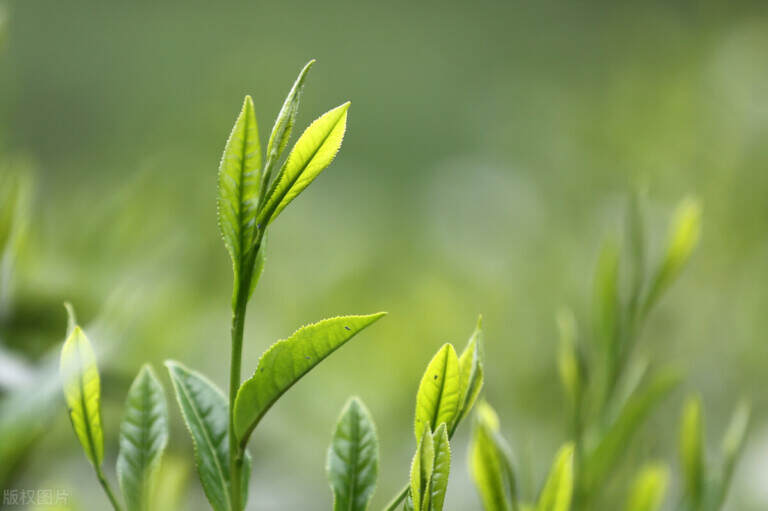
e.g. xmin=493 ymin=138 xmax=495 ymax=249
xmin=429 ymin=424 xmax=451 ymax=511
xmin=234 ymin=313 xmax=385 ymax=444
xmin=263 ymin=60 xmax=315 ymax=184
xmin=679 ymin=395 xmax=705 ymax=504
xmin=414 ymin=344 xmax=460 ymax=442
xmin=624 ymin=464 xmax=669 ymax=511
xmin=60 ymin=311 xmax=104 ymax=469
xmin=456 ymin=318 xmax=484 ymax=429
xmin=257 ymin=102 xmax=350 ymax=226
xmin=165 ymin=361 xmax=251 ymax=511
xmin=327 ymin=397 xmax=379 ymax=511
xmin=117 ymin=365 xmax=169 ymax=511
xmin=535 ymin=443 xmax=574 ymax=511
xmin=410 ymin=426 xmax=434 ymax=511
xmin=217 ymin=95 xmax=262 ymax=286
xmin=469 ymin=402 xmax=516 ymax=511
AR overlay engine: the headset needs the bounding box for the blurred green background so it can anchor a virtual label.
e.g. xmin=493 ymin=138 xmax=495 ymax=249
xmin=1 ymin=0 xmax=767 ymax=509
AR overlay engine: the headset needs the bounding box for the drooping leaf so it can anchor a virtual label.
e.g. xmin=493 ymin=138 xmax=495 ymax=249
xmin=258 ymin=102 xmax=349 ymax=226
xmin=679 ymin=395 xmax=705 ymax=504
xmin=535 ymin=443 xmax=574 ymax=511
xmin=456 ymin=317 xmax=484 ymax=428
xmin=410 ymin=426 xmax=434 ymax=511
xmin=217 ymin=95 xmax=262 ymax=286
xmin=429 ymin=424 xmax=451 ymax=511
xmin=327 ymin=397 xmax=379 ymax=511
xmin=263 ymin=60 xmax=315 ymax=183
xmin=469 ymin=402 xmax=516 ymax=511
xmin=414 ymin=343 xmax=461 ymax=442
xmin=117 ymin=365 xmax=169 ymax=511
xmin=581 ymin=370 xmax=679 ymax=492
xmin=60 ymin=310 xmax=104 ymax=469
xmin=624 ymin=464 xmax=669 ymax=511
xmin=234 ymin=313 xmax=385 ymax=444
xmin=165 ymin=361 xmax=251 ymax=511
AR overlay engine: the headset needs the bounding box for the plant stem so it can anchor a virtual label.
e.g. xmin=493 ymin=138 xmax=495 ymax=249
xmin=382 ymin=484 xmax=409 ymax=511
xmin=229 ymin=267 xmax=251 ymax=511
xmin=96 ymin=468 xmax=123 ymax=511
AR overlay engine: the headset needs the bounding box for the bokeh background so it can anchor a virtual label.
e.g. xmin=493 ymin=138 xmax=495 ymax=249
xmin=1 ymin=0 xmax=767 ymax=509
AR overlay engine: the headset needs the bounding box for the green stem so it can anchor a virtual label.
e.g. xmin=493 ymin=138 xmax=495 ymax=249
xmin=383 ymin=484 xmax=409 ymax=511
xmin=229 ymin=293 xmax=246 ymax=511
xmin=96 ymin=468 xmax=123 ymax=511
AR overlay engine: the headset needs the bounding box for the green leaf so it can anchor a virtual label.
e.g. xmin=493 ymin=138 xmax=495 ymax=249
xmin=60 ymin=310 xmax=104 ymax=469
xmin=429 ymin=424 xmax=451 ymax=511
xmin=414 ymin=343 xmax=461 ymax=442
xmin=327 ymin=397 xmax=379 ymax=511
xmin=469 ymin=402 xmax=516 ymax=511
xmin=165 ymin=361 xmax=251 ymax=511
xmin=258 ymin=102 xmax=349 ymax=226
xmin=582 ymin=370 xmax=680 ymax=492
xmin=679 ymin=395 xmax=705 ymax=504
xmin=626 ymin=189 xmax=646 ymax=315
xmin=721 ymin=400 xmax=750 ymax=483
xmin=594 ymin=238 xmax=620 ymax=353
xmin=456 ymin=317 xmax=485 ymax=428
xmin=217 ymin=95 xmax=262 ymax=287
xmin=624 ymin=464 xmax=669 ymax=511
xmin=263 ymin=60 xmax=315 ymax=184
xmin=234 ymin=312 xmax=386 ymax=444
xmin=556 ymin=308 xmax=582 ymax=408
xmin=117 ymin=365 xmax=169 ymax=511
xmin=410 ymin=426 xmax=434 ymax=511
xmin=535 ymin=443 xmax=574 ymax=511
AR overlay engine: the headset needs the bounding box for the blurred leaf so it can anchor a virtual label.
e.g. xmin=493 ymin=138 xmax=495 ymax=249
xmin=624 ymin=464 xmax=669 ymax=511
xmin=150 ymin=454 xmax=190 ymax=511
xmin=117 ymin=364 xmax=169 ymax=511
xmin=556 ymin=308 xmax=582 ymax=409
xmin=715 ymin=400 xmax=751 ymax=508
xmin=263 ymin=60 xmax=315 ymax=185
xmin=410 ymin=426 xmax=434 ymax=511
xmin=593 ymin=238 xmax=620 ymax=353
xmin=626 ymin=189 xmax=646 ymax=315
xmin=327 ymin=397 xmax=379 ymax=511
xmin=582 ymin=370 xmax=680 ymax=491
xmin=679 ymin=395 xmax=705 ymax=504
xmin=0 ymin=168 xmax=32 ymax=316
xmin=414 ymin=343 xmax=460 ymax=442
xmin=165 ymin=361 xmax=251 ymax=511
xmin=217 ymin=95 xmax=262 ymax=293
xmin=234 ymin=312 xmax=385 ymax=444
xmin=469 ymin=402 xmax=516 ymax=511
xmin=535 ymin=443 xmax=574 ymax=511
xmin=429 ymin=424 xmax=451 ymax=511
xmin=456 ymin=316 xmax=485 ymax=429
xmin=59 ymin=309 xmax=103 ymax=469
xmin=258 ymin=102 xmax=350 ymax=226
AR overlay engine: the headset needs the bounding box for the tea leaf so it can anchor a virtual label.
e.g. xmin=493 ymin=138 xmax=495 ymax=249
xmin=469 ymin=402 xmax=516 ymax=511
xmin=410 ymin=426 xmax=434 ymax=511
xmin=217 ymin=95 xmax=262 ymax=287
xmin=624 ymin=464 xmax=669 ymax=511
xmin=258 ymin=102 xmax=349 ymax=226
xmin=429 ymin=424 xmax=451 ymax=511
xmin=556 ymin=308 xmax=581 ymax=408
xmin=116 ymin=365 xmax=169 ymax=511
xmin=327 ymin=397 xmax=379 ymax=511
xmin=456 ymin=316 xmax=485 ymax=428
xmin=414 ymin=343 xmax=460 ymax=442
xmin=60 ymin=313 xmax=104 ymax=469
xmin=263 ymin=60 xmax=315 ymax=184
xmin=535 ymin=443 xmax=574 ymax=511
xmin=594 ymin=238 xmax=620 ymax=353
xmin=165 ymin=361 xmax=251 ymax=511
xmin=679 ymin=395 xmax=705 ymax=503
xmin=234 ymin=312 xmax=386 ymax=444
xmin=721 ymin=400 xmax=750 ymax=484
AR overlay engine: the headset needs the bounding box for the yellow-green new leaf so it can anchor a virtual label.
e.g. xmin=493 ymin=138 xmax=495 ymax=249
xmin=258 ymin=102 xmax=349 ymax=225
xmin=327 ymin=397 xmax=379 ymax=511
xmin=234 ymin=313 xmax=385 ymax=445
xmin=410 ymin=426 xmax=434 ymax=511
xmin=535 ymin=443 xmax=574 ymax=511
xmin=469 ymin=402 xmax=516 ymax=511
xmin=624 ymin=464 xmax=669 ymax=511
xmin=117 ymin=365 xmax=169 ymax=511
xmin=60 ymin=320 xmax=104 ymax=469
xmin=456 ymin=317 xmax=484 ymax=429
xmin=679 ymin=395 xmax=705 ymax=503
xmin=556 ymin=308 xmax=581 ymax=408
xmin=414 ymin=344 xmax=461 ymax=442
xmin=593 ymin=238 xmax=620 ymax=353
xmin=429 ymin=424 xmax=451 ymax=511
xmin=217 ymin=95 xmax=262 ymax=283
xmin=722 ymin=400 xmax=750 ymax=484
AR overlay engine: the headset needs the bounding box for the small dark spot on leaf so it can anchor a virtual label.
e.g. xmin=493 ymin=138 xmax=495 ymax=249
xmin=305 ymin=356 xmax=311 ymax=360
xmin=344 ymin=326 xmax=351 ymax=331
xmin=434 ymin=375 xmax=438 ymax=380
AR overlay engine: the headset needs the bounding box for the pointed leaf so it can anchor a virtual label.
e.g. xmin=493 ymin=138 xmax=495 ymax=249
xmin=258 ymin=102 xmax=349 ymax=225
xmin=414 ymin=344 xmax=461 ymax=442
xmin=456 ymin=317 xmax=484 ymax=428
xmin=679 ymin=395 xmax=705 ymax=503
xmin=327 ymin=397 xmax=379 ymax=511
xmin=410 ymin=426 xmax=434 ymax=511
xmin=117 ymin=365 xmax=170 ymax=511
xmin=60 ymin=314 xmax=104 ymax=469
xmin=535 ymin=443 xmax=574 ymax=511
xmin=165 ymin=361 xmax=251 ymax=511
xmin=469 ymin=402 xmax=516 ymax=511
xmin=429 ymin=424 xmax=451 ymax=511
xmin=234 ymin=312 xmax=386 ymax=444
xmin=624 ymin=464 xmax=669 ymax=511
xmin=217 ymin=95 xmax=262 ymax=282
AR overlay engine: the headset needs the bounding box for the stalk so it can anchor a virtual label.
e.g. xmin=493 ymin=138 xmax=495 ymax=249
xmin=96 ymin=468 xmax=123 ymax=511
xmin=382 ymin=484 xmax=409 ymax=511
